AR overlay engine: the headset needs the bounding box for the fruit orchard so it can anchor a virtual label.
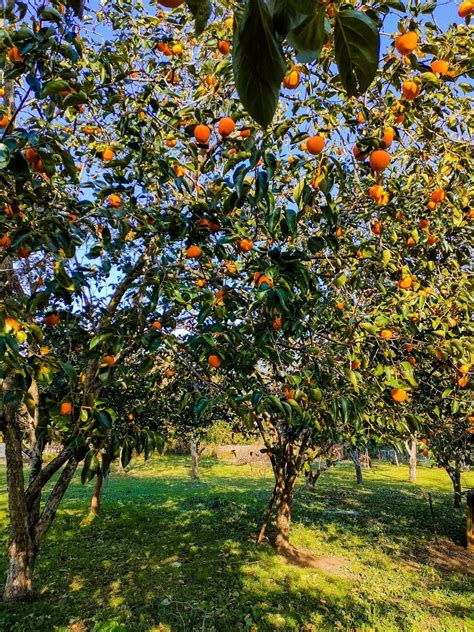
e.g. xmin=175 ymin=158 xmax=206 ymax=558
xmin=0 ymin=0 xmax=473 ymax=614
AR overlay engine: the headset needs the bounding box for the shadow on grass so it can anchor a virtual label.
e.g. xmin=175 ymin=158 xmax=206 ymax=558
xmin=0 ymin=457 xmax=472 ymax=631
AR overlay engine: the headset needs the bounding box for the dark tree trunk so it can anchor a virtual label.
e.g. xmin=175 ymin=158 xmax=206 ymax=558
xmin=190 ymin=437 xmax=200 ymax=480
xmin=2 ymin=381 xmax=36 ymax=601
xmin=275 ymin=485 xmax=293 ymax=552
xmin=447 ymin=467 xmax=462 ymax=508
xmin=405 ymin=434 xmax=417 ymax=483
xmin=350 ymin=448 xmax=363 ymax=484
xmin=90 ymin=472 xmax=103 ymax=516
xmin=304 ymin=466 xmax=315 ymax=489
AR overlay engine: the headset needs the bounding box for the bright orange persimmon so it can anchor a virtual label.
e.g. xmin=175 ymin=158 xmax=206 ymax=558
xmin=391 ymin=388 xmax=407 ymax=403
xmin=306 ymin=135 xmax=325 ymax=155
xmin=282 ymin=70 xmax=300 ymax=89
xmin=208 ymin=354 xmax=221 ymax=368
xmin=217 ymin=117 xmax=235 ymax=138
xmin=194 ymin=124 xmax=210 ymax=144
xmin=370 ymin=150 xmax=391 ymax=172
xmin=186 ymin=245 xmax=202 ymax=258
xmin=395 ymin=32 xmax=418 ymax=56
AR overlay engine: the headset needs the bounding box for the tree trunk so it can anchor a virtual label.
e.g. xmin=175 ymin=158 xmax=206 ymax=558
xmin=90 ymin=472 xmax=103 ymax=516
xmin=350 ymin=448 xmax=363 ymax=484
xmin=447 ymin=467 xmax=462 ymax=508
xmin=190 ymin=437 xmax=200 ymax=480
xmin=405 ymin=434 xmax=417 ymax=483
xmin=304 ymin=465 xmax=315 ymax=489
xmin=275 ymin=485 xmax=293 ymax=552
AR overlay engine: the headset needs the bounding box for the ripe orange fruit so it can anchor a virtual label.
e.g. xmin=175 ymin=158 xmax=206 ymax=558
xmin=0 ymin=234 xmax=11 ymax=248
xmin=204 ymin=74 xmax=217 ymax=88
xmin=402 ymin=80 xmax=420 ymax=100
xmin=398 ymin=276 xmax=413 ymax=289
xmin=152 ymin=320 xmax=162 ymax=329
xmin=217 ymin=117 xmax=235 ymax=138
xmin=427 ymin=201 xmax=436 ymax=210
xmin=18 ymin=246 xmax=30 ymax=258
xmin=166 ymin=369 xmax=175 ymax=377
xmin=102 ymin=147 xmax=115 ymax=161
xmin=5 ymin=317 xmax=20 ymax=332
xmin=102 ymin=355 xmax=116 ymax=366
xmin=371 ymin=220 xmax=383 ymax=235
xmin=257 ymin=274 xmax=272 ymax=288
xmin=174 ymin=165 xmax=185 ymax=177
xmin=272 ymin=317 xmax=282 ymax=330
xmin=353 ymin=145 xmax=364 ymax=160
xmin=458 ymin=1 xmax=473 ymax=17
xmin=382 ymin=127 xmax=395 ymax=147
xmin=391 ymin=388 xmax=407 ymax=403
xmin=237 ymin=238 xmax=253 ymax=253
xmin=405 ymin=343 xmax=414 ymax=352
xmin=380 ymin=329 xmax=393 ymax=340
xmin=171 ymin=43 xmax=183 ymax=55
xmin=406 ymin=237 xmax=415 ymax=248
xmin=431 ymin=188 xmax=445 ymax=203
xmin=25 ymin=147 xmax=40 ymax=162
xmin=4 ymin=203 xmax=14 ymax=217
xmin=0 ymin=114 xmax=10 ymax=128
xmin=430 ymin=60 xmax=449 ymax=75
xmin=159 ymin=0 xmax=184 ymax=8
xmin=217 ymin=40 xmax=231 ymax=55
xmin=356 ymin=112 xmax=365 ymax=125
xmin=208 ymin=354 xmax=221 ymax=368
xmin=336 ymin=302 xmax=345 ymax=310
xmin=282 ymin=70 xmax=300 ymax=89
xmin=459 ymin=364 xmax=470 ymax=374
xmin=7 ymin=46 xmax=24 ymax=63
xmin=335 ymin=227 xmax=344 ymax=238
xmin=60 ymin=401 xmax=72 ymax=416
xmin=458 ymin=375 xmax=468 ymax=388
xmin=166 ymin=138 xmax=177 ymax=148
xmin=427 ymin=234 xmax=438 ymax=245
xmin=186 ymin=245 xmax=202 ymax=258
xmin=351 ymin=360 xmax=361 ymax=370
xmin=194 ymin=124 xmax=210 ymax=144
xmin=306 ymin=135 xmax=325 ymax=155
xmin=369 ymin=184 xmax=384 ymax=202
xmin=419 ymin=218 xmax=429 ymax=230
xmin=44 ymin=313 xmax=60 ymax=327
xmin=240 ymin=128 xmax=251 ymax=138
xmin=196 ymin=278 xmax=207 ymax=288
xmin=370 ymin=150 xmax=391 ymax=172
xmin=408 ymin=356 xmax=417 ymax=366
xmin=395 ymin=32 xmax=418 ymax=56
xmin=107 ymin=194 xmax=122 ymax=208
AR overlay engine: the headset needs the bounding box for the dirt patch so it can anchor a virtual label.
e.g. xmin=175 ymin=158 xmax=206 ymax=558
xmin=412 ymin=539 xmax=474 ymax=576
xmin=278 ymin=544 xmax=353 ymax=578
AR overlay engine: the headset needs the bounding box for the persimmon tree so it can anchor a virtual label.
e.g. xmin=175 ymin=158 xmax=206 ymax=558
xmin=0 ymin=0 xmax=472 ymax=600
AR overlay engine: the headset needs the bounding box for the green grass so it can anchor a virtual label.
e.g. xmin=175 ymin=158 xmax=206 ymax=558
xmin=0 ymin=457 xmax=473 ymax=632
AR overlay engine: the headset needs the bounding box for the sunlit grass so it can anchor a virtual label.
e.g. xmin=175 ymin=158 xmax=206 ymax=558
xmin=0 ymin=457 xmax=473 ymax=631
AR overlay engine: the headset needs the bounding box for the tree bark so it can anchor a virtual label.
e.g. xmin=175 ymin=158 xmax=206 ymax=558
xmin=304 ymin=466 xmax=315 ymax=489
xmin=90 ymin=471 xmax=103 ymax=516
xmin=350 ymin=448 xmax=363 ymax=484
xmin=275 ymin=485 xmax=293 ymax=552
xmin=405 ymin=434 xmax=417 ymax=483
xmin=190 ymin=437 xmax=200 ymax=480
xmin=447 ymin=467 xmax=462 ymax=508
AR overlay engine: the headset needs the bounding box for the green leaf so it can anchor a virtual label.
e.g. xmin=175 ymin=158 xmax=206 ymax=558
xmin=0 ymin=143 xmax=11 ymax=169
xmin=334 ymin=9 xmax=380 ymax=96
xmin=40 ymin=80 xmax=71 ymax=97
xmin=121 ymin=442 xmax=132 ymax=468
xmin=233 ymin=0 xmax=286 ymax=127
xmin=53 ymin=261 xmax=74 ymax=291
xmin=185 ymin=0 xmax=211 ymax=36
xmin=287 ymin=5 xmax=326 ymax=63
xmin=90 ymin=332 xmax=114 ymax=350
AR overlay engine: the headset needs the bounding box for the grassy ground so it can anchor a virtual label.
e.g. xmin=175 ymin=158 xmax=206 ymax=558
xmin=0 ymin=457 xmax=473 ymax=632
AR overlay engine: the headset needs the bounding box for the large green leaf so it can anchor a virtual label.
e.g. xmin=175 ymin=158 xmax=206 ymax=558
xmin=334 ymin=9 xmax=380 ymax=96
xmin=287 ymin=5 xmax=327 ymax=63
xmin=185 ymin=0 xmax=211 ymax=36
xmin=0 ymin=143 xmax=11 ymax=169
xmin=233 ymin=0 xmax=286 ymax=127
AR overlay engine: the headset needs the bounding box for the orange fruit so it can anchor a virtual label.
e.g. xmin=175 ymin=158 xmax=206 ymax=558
xmin=102 ymin=147 xmax=115 ymax=161
xmin=237 ymin=238 xmax=253 ymax=253
xmin=369 ymin=150 xmax=391 ymax=172
xmin=186 ymin=245 xmax=202 ymax=258
xmin=208 ymin=354 xmax=221 ymax=368
xmin=196 ymin=278 xmax=207 ymax=288
xmin=427 ymin=201 xmax=436 ymax=210
xmin=459 ymin=364 xmax=470 ymax=374
xmin=194 ymin=124 xmax=210 ymax=144
xmin=0 ymin=114 xmax=10 ymax=128
xmin=336 ymin=302 xmax=345 ymax=310
xmin=458 ymin=1 xmax=473 ymax=17
xmin=7 ymin=46 xmax=24 ymax=63
xmin=0 ymin=234 xmax=11 ymax=248
xmin=18 ymin=246 xmax=30 ymax=258
xmin=406 ymin=236 xmax=415 ymax=248
xmin=356 ymin=112 xmax=365 ymax=124
xmin=166 ymin=369 xmax=175 ymax=377
xmin=351 ymin=360 xmax=361 ymax=370
xmin=371 ymin=220 xmax=383 ymax=235
xmin=458 ymin=375 xmax=468 ymax=388
xmin=380 ymin=329 xmax=393 ymax=340
xmin=217 ymin=40 xmax=231 ymax=55
xmin=353 ymin=145 xmax=364 ymax=160
xmin=25 ymin=147 xmax=40 ymax=162
xmin=217 ymin=117 xmax=235 ymax=138
xmin=398 ymin=276 xmax=412 ymax=289
xmin=171 ymin=43 xmax=183 ymax=55
xmin=431 ymin=188 xmax=445 ymax=203
xmin=407 ymin=356 xmax=417 ymax=366
xmin=166 ymin=138 xmax=177 ymax=148
xmin=382 ymin=127 xmax=395 ymax=147
xmin=430 ymin=60 xmax=449 ymax=75
xmin=369 ymin=184 xmax=384 ymax=202
xmin=395 ymin=32 xmax=418 ymax=56
xmin=419 ymin=218 xmax=429 ymax=230
xmin=282 ymin=70 xmax=300 ymax=89
xmin=102 ymin=355 xmax=116 ymax=366
xmin=60 ymin=401 xmax=72 ymax=415
xmin=335 ymin=227 xmax=344 ymax=238
xmin=257 ymin=274 xmax=272 ymax=288
xmin=405 ymin=343 xmax=414 ymax=352
xmin=5 ymin=317 xmax=21 ymax=332
xmin=306 ymin=135 xmax=325 ymax=155
xmin=152 ymin=320 xmax=162 ymax=329
xmin=272 ymin=317 xmax=282 ymax=330
xmin=107 ymin=194 xmax=122 ymax=208
xmin=427 ymin=234 xmax=438 ymax=245
xmin=204 ymin=74 xmax=217 ymax=88
xmin=174 ymin=165 xmax=185 ymax=177
xmin=391 ymin=388 xmax=407 ymax=403
xmin=240 ymin=128 xmax=251 ymax=138
xmin=402 ymin=80 xmax=420 ymax=100
xmin=44 ymin=313 xmax=60 ymax=327
xmin=4 ymin=203 xmax=14 ymax=217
